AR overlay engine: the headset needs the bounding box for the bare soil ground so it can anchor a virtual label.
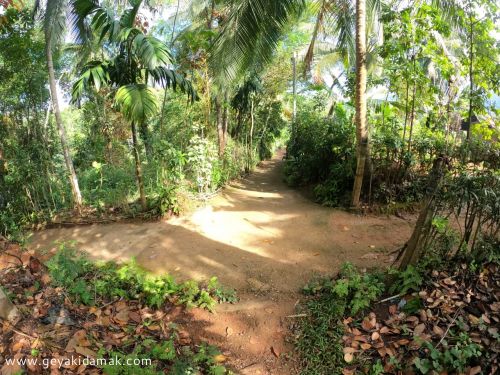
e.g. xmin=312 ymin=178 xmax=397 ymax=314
xmin=28 ymin=152 xmax=416 ymax=374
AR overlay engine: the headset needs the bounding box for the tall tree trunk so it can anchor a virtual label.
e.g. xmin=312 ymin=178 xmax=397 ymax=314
xmin=351 ymin=0 xmax=369 ymax=208
xmin=131 ymin=122 xmax=147 ymax=210
xmin=46 ymin=46 xmax=83 ymax=212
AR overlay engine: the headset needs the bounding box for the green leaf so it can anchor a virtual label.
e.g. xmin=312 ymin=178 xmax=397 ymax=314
xmin=115 ymin=84 xmax=157 ymax=123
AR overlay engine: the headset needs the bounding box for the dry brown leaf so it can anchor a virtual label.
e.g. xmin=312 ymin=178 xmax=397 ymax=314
xmin=371 ymin=332 xmax=380 ymax=341
xmin=214 ymin=354 xmax=227 ymax=363
xmin=114 ymin=309 xmax=130 ymax=325
xmin=432 ymin=325 xmax=444 ymax=336
xmin=344 ymin=353 xmax=354 ymax=363
xmin=0 ymin=353 xmax=23 ymax=375
xmin=380 ymin=326 xmax=390 ymax=334
xmin=373 ymin=341 xmax=385 ymax=349
xmin=468 ymin=366 xmax=481 ymax=375
xmin=361 ymin=317 xmax=375 ymax=331
xmin=65 ymin=330 xmax=90 ymax=352
xmin=406 ymin=316 xmax=419 ymax=323
xmin=129 ymin=311 xmax=142 ymax=324
xmin=413 ymin=323 xmax=426 ymax=336
xmin=352 ymin=327 xmax=362 ymax=336
xmin=343 ymin=347 xmax=357 ymax=354
xmin=385 ymin=346 xmax=396 ymax=357
xmin=397 ymin=339 xmax=410 ymax=345
xmin=342 ymin=368 xmax=356 ymax=375
xmin=353 ymin=335 xmax=368 ymax=343
xmin=419 ymin=309 xmax=428 ymax=322
xmin=389 ymin=305 xmax=398 ymax=315
xmin=271 ymin=346 xmax=280 ymax=358
xmin=75 ymin=346 xmax=97 ymax=359
xmin=360 ymin=343 xmax=372 ymax=350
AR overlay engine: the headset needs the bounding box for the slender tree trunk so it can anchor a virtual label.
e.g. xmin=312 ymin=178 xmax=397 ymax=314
xmin=399 ymin=156 xmax=447 ymax=269
xmin=402 ymin=77 xmax=410 ymax=149
xmin=0 ymin=147 xmax=5 ymax=186
xmin=215 ymin=95 xmax=224 ymax=157
xmin=351 ymin=0 xmax=369 ymax=208
xmin=467 ymin=14 xmax=473 ymax=140
xmin=250 ymin=97 xmax=255 ymax=153
xmin=140 ymin=122 xmax=152 ymax=160
xmin=407 ymin=82 xmax=417 ymax=153
xmin=158 ymin=0 xmax=181 ymax=134
xmin=46 ymin=46 xmax=83 ymax=212
xmin=170 ymin=0 xmax=181 ymax=46
xmin=222 ymin=91 xmax=229 ymax=152
xmin=131 ymin=122 xmax=147 ymax=210
xmin=291 ymin=52 xmax=297 ymax=126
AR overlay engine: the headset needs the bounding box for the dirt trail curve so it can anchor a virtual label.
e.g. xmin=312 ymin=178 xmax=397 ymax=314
xmin=29 ymin=151 xmax=415 ymax=374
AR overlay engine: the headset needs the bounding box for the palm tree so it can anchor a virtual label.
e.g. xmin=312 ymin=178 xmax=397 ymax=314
xmin=71 ymin=0 xmax=196 ymax=210
xmin=351 ymin=0 xmax=368 ymax=207
xmin=36 ymin=0 xmax=84 ymax=211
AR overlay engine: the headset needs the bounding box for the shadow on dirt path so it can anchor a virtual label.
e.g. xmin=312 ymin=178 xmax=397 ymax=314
xmin=28 ymin=151 xmax=415 ymax=374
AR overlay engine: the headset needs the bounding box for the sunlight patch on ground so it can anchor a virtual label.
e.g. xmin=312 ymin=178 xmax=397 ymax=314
xmin=178 ymin=205 xmax=297 ymax=261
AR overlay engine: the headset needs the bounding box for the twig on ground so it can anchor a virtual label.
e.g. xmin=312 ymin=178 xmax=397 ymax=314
xmin=377 ymin=293 xmax=403 ymax=303
xmin=436 ymin=308 xmax=461 ymax=348
xmin=285 ymin=313 xmax=308 ymax=318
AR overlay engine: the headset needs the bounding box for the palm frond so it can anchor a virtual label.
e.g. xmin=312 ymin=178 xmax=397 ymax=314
xmin=120 ymin=0 xmax=143 ymax=29
xmin=303 ymin=0 xmax=328 ymax=77
xmin=209 ymin=0 xmax=305 ymax=81
xmin=44 ymin=0 xmax=68 ymax=50
xmin=149 ymin=66 xmax=198 ymax=102
xmin=133 ymin=33 xmax=172 ymax=69
xmin=115 ymin=83 xmax=157 ymax=123
xmin=71 ymin=60 xmax=110 ymax=101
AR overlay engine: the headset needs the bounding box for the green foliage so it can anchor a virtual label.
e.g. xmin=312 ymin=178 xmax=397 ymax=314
xmin=297 ymin=263 xmax=385 ymax=374
xmin=413 ymin=334 xmax=482 ymax=374
xmin=186 ymin=133 xmax=218 ymax=193
xmin=207 ymin=277 xmax=238 ymax=304
xmin=46 ymin=244 xmax=234 ymax=310
xmin=285 ymin=100 xmax=355 ymax=206
xmin=389 ymin=265 xmax=423 ymax=295
xmin=98 ymin=335 xmax=232 ymax=375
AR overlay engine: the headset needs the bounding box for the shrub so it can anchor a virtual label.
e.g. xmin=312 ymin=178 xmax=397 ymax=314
xmin=46 ymin=244 xmax=234 ymax=310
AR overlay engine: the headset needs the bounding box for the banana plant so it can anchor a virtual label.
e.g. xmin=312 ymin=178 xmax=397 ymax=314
xmin=71 ymin=0 xmax=197 ymax=210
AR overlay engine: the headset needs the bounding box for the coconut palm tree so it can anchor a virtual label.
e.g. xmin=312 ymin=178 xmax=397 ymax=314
xmin=71 ymin=0 xmax=196 ymax=211
xmin=351 ymin=0 xmax=368 ymax=207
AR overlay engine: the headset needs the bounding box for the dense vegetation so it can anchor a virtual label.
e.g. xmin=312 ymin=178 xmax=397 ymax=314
xmin=0 ymin=0 xmax=498 ymax=374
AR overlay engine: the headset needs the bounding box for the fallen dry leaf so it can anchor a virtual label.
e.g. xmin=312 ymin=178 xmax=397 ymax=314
xmin=344 ymin=353 xmax=354 ymax=363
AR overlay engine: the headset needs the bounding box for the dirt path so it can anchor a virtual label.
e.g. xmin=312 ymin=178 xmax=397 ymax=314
xmin=29 ymin=152 xmax=415 ymax=374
